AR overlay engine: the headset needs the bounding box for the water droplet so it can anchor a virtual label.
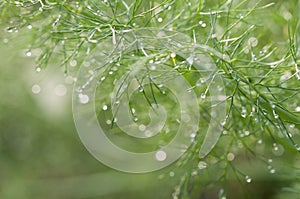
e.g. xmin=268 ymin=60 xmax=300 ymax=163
xmin=157 ymin=17 xmax=163 ymax=22
xmin=115 ymin=98 xmax=120 ymax=104
xmin=272 ymin=143 xmax=284 ymax=156
xmin=36 ymin=67 xmax=41 ymax=72
xmin=106 ymin=120 xmax=112 ymax=125
xmin=221 ymin=119 xmax=226 ymax=126
xmin=27 ymin=24 xmax=33 ymax=29
xmin=257 ymin=139 xmax=263 ymax=144
xmin=245 ymin=176 xmax=252 ymax=183
xmin=201 ymin=23 xmax=207 ymax=28
xmin=295 ymin=106 xmax=300 ymax=112
xmin=169 ymin=171 xmax=175 ymax=177
xmin=102 ymin=105 xmax=108 ymax=111
xmin=133 ymin=117 xmax=138 ymax=122
xmin=190 ymin=132 xmax=196 ymax=138
xmin=26 ymin=50 xmax=32 ymax=57
xmin=227 ymin=153 xmax=235 ymax=161
xmin=268 ymin=159 xmax=273 ymax=163
xmin=273 ymin=110 xmax=279 ymax=119
xmin=32 ymin=84 xmax=41 ymax=94
xmin=155 ymin=150 xmax=167 ymax=161
xmin=139 ymin=124 xmax=146 ymax=131
xmin=241 ymin=106 xmax=247 ymax=118
xmin=70 ymin=59 xmax=77 ymax=67
xmin=65 ymin=76 xmax=76 ymax=84
xmin=187 ymin=56 xmax=194 ymax=65
xmin=248 ymin=37 xmax=258 ymax=47
xmin=270 ymin=103 xmax=276 ymax=109
xmin=100 ymin=76 xmax=106 ymax=82
xmin=138 ymin=86 xmax=144 ymax=92
xmin=200 ymin=93 xmax=206 ymax=99
xmin=149 ymin=65 xmax=156 ymax=70
xmin=79 ymin=94 xmax=89 ymax=104
xmin=198 ymin=161 xmax=207 ymax=169
xmin=170 ymin=52 xmax=176 ymax=58
xmin=54 ymin=84 xmax=67 ymax=96
xmin=270 ymin=169 xmax=276 ymax=174
xmin=244 ymin=131 xmax=250 ymax=136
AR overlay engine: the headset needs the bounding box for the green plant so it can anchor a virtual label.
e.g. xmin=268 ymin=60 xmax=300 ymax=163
xmin=1 ymin=0 xmax=300 ymax=198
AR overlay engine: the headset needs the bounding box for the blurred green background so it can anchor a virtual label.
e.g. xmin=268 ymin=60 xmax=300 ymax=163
xmin=0 ymin=32 xmax=182 ymax=199
xmin=1 ymin=0 xmax=300 ymax=199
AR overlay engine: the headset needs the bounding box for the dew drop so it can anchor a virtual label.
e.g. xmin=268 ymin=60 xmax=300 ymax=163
xmin=70 ymin=59 xmax=77 ymax=67
xmin=227 ymin=153 xmax=235 ymax=161
xmin=139 ymin=124 xmax=146 ymax=131
xmin=36 ymin=67 xmax=41 ymax=72
xmin=170 ymin=52 xmax=176 ymax=58
xmin=245 ymin=176 xmax=252 ymax=183
xmin=32 ymin=84 xmax=41 ymax=94
xmin=273 ymin=110 xmax=279 ymax=119
xmin=187 ymin=56 xmax=194 ymax=65
xmin=100 ymin=76 xmax=106 ymax=82
xmin=272 ymin=143 xmax=284 ymax=156
xmin=26 ymin=50 xmax=32 ymax=57
xmin=155 ymin=150 xmax=167 ymax=161
xmin=270 ymin=169 xmax=276 ymax=174
xmin=65 ymin=76 xmax=75 ymax=84
xmin=138 ymin=86 xmax=144 ymax=92
xmin=221 ymin=119 xmax=227 ymax=126
xmin=200 ymin=93 xmax=206 ymax=99
xmin=157 ymin=17 xmax=163 ymax=22
xmin=248 ymin=37 xmax=258 ymax=47
xmin=198 ymin=161 xmax=207 ymax=169
xmin=190 ymin=132 xmax=196 ymax=138
xmin=244 ymin=131 xmax=250 ymax=136
xmin=54 ymin=84 xmax=67 ymax=96
xmin=27 ymin=24 xmax=33 ymax=29
xmin=79 ymin=94 xmax=89 ymax=104
xmin=241 ymin=106 xmax=247 ymax=118
xmin=149 ymin=65 xmax=156 ymax=70
xmin=295 ymin=106 xmax=300 ymax=112
xmin=257 ymin=139 xmax=263 ymax=144
xmin=169 ymin=171 xmax=175 ymax=177
xmin=102 ymin=105 xmax=108 ymax=111
xmin=157 ymin=83 xmax=163 ymax=88
xmin=295 ymin=144 xmax=300 ymax=151
xmin=106 ymin=120 xmax=112 ymax=125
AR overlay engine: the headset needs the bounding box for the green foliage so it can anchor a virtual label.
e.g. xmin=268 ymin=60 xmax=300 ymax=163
xmin=1 ymin=0 xmax=300 ymax=198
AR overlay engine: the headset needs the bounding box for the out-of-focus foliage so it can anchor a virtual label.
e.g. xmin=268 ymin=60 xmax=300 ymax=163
xmin=1 ymin=0 xmax=300 ymax=199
